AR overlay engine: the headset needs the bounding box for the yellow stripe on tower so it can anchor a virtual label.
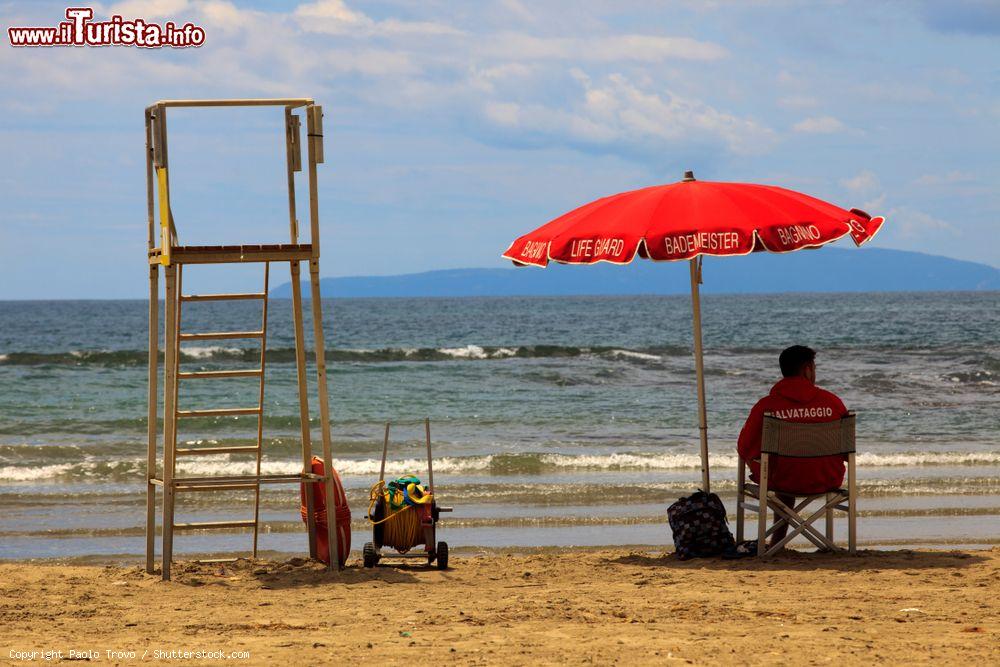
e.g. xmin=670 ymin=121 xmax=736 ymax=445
xmin=157 ymin=167 xmax=171 ymax=266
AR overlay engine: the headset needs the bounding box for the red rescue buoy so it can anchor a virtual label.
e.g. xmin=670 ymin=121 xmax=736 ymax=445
xmin=300 ymin=456 xmax=351 ymax=567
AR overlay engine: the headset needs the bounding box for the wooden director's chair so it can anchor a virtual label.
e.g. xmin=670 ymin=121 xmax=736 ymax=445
xmin=736 ymin=412 xmax=857 ymax=557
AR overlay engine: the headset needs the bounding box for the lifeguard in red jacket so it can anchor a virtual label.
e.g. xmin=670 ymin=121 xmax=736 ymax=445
xmin=737 ymin=345 xmax=849 ymax=547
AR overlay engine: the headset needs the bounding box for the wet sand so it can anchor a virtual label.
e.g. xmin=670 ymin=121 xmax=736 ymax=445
xmin=2 ymin=548 xmax=998 ymax=665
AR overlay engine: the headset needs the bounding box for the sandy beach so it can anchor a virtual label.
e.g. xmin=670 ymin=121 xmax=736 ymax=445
xmin=3 ymin=548 xmax=997 ymax=665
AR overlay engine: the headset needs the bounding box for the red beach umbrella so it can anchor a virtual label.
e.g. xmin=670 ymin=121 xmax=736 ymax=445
xmin=502 ymin=171 xmax=885 ymax=491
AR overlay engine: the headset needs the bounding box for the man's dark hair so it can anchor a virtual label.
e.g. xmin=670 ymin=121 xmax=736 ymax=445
xmin=779 ymin=345 xmax=816 ymax=378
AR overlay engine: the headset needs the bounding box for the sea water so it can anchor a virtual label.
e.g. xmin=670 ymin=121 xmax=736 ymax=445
xmin=0 ymin=292 xmax=997 ymax=560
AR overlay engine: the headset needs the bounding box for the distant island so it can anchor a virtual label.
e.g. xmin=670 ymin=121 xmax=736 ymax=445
xmin=271 ymin=247 xmax=999 ymax=298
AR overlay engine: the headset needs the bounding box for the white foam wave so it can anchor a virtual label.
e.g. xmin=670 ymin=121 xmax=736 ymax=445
xmin=434 ymin=345 xmax=519 ymax=360
xmin=3 ymin=450 xmax=997 ymax=483
xmin=856 ymin=452 xmax=1000 ymax=467
xmin=438 ymin=345 xmax=489 ymax=359
xmin=0 ymin=354 xmax=8 ymax=362
xmin=0 ymin=463 xmax=76 ymax=481
xmin=608 ymin=349 xmax=661 ymax=361
xmin=175 ymin=455 xmax=496 ymax=478
xmin=337 ymin=456 xmax=496 ymax=476
xmin=181 ymin=345 xmax=242 ymax=359
xmin=536 ymin=451 xmax=1000 ymax=470
xmin=176 ymin=458 xmax=300 ymax=477
xmin=540 ymin=452 xmax=737 ymax=469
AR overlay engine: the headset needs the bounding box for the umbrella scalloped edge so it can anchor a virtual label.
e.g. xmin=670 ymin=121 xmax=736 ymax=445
xmin=501 ymin=186 xmax=886 ymax=268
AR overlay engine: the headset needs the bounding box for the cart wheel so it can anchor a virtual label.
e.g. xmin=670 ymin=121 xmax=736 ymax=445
xmin=363 ymin=542 xmax=378 ymax=569
xmin=436 ymin=541 xmax=449 ymax=570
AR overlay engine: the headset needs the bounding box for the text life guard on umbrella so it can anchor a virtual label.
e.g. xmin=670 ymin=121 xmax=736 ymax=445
xmin=569 ymin=238 xmax=626 ymax=258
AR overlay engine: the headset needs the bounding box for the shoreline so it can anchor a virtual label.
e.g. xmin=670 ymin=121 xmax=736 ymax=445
xmin=4 ymin=537 xmax=999 ymax=567
xmin=2 ymin=547 xmax=997 ymax=664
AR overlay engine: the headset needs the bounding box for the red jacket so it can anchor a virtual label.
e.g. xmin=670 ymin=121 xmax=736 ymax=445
xmin=737 ymin=376 xmax=848 ymax=494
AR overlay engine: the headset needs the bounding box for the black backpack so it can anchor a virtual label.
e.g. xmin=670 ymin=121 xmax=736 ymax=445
xmin=667 ymin=490 xmax=735 ymax=560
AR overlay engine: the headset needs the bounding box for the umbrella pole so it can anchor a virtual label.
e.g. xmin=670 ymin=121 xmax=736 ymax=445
xmin=689 ymin=257 xmax=711 ymax=492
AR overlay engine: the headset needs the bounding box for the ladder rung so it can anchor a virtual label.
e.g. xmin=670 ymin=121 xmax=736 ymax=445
xmin=176 ymin=483 xmax=259 ymax=492
xmin=175 ymin=445 xmax=261 ymax=456
xmin=171 ymin=473 xmax=322 ymax=486
xmin=178 ymin=369 xmax=262 ymax=380
xmin=180 ymin=293 xmax=266 ymax=302
xmin=173 ymin=520 xmax=257 ymax=531
xmin=177 ymin=407 xmax=262 ymax=418
xmin=179 ymin=331 xmax=263 ymax=341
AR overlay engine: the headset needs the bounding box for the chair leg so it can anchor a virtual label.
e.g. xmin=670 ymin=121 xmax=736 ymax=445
xmin=765 ymin=497 xmax=839 ymax=556
xmin=825 ymin=492 xmax=834 ymax=549
xmin=769 ymin=496 xmax=837 ymax=552
xmin=757 ymin=455 xmax=769 ymax=557
xmin=848 ymin=453 xmax=857 ymax=554
xmin=736 ymin=460 xmax=745 ymax=543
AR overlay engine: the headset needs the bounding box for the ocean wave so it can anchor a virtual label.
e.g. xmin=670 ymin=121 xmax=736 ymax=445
xmin=5 ymin=341 xmax=999 ymax=368
xmin=608 ymin=349 xmax=662 ymax=361
xmin=0 ymin=344 xmax=696 ymax=367
xmin=0 ymin=415 xmax=318 ymax=436
xmin=855 ymin=451 xmax=1000 ymax=467
xmin=3 ymin=449 xmax=998 ymax=482
xmin=0 ymin=463 xmax=76 ymax=482
xmin=943 ymin=370 xmax=996 ymax=386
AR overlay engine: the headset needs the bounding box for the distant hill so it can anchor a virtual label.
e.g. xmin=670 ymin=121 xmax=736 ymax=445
xmin=271 ymin=248 xmax=999 ymax=298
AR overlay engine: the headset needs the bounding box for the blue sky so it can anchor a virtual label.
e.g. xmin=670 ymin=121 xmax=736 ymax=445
xmin=1 ymin=0 xmax=998 ymax=298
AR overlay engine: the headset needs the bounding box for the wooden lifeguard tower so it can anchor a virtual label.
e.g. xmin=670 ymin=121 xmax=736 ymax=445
xmin=144 ymin=98 xmax=338 ymax=580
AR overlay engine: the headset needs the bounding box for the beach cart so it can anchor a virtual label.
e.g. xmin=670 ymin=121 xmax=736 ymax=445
xmin=363 ymin=419 xmax=452 ymax=569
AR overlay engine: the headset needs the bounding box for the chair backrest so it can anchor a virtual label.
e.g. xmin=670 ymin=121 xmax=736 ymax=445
xmin=761 ymin=412 xmax=855 ymax=457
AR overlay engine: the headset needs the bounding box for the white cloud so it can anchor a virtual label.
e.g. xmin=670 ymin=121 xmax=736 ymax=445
xmin=196 ymin=1 xmax=263 ymax=36
xmin=776 ymin=69 xmax=800 ymax=86
xmin=479 ymin=33 xmax=727 ymax=62
xmin=840 ymin=169 xmax=881 ymax=196
xmin=501 ymin=0 xmax=536 ymax=23
xmin=589 ymin=34 xmax=728 ymax=61
xmin=861 ymin=193 xmax=886 ymax=214
xmin=469 ymin=62 xmax=535 ymax=93
xmin=484 ymin=101 xmax=522 ymax=126
xmin=322 ymin=48 xmax=422 ymax=76
xmin=778 ymin=94 xmax=819 ymax=109
xmin=479 ymin=73 xmax=774 ymax=156
xmin=886 ymin=206 xmax=958 ymax=238
xmin=792 ymin=115 xmax=847 ymax=134
xmin=838 ymin=170 xmax=886 ymax=214
xmin=293 ymin=0 xmax=371 ymax=33
xmin=913 ymin=171 xmax=976 ymax=186
xmin=107 ymin=0 xmax=190 ymax=20
xmin=294 ymin=0 xmax=462 ymax=37
xmin=855 ymin=82 xmax=936 ymax=104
